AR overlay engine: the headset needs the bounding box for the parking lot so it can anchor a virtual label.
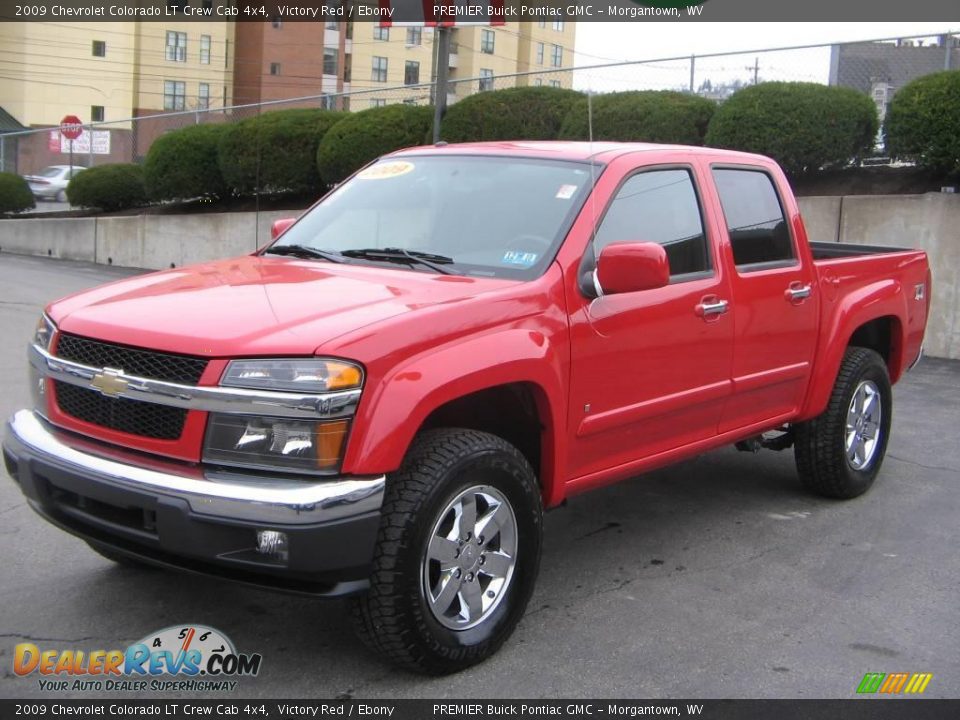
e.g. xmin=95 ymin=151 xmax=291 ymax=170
xmin=0 ymin=252 xmax=957 ymax=699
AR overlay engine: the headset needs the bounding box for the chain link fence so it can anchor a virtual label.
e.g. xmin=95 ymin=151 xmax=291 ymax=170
xmin=2 ymin=30 xmax=956 ymax=186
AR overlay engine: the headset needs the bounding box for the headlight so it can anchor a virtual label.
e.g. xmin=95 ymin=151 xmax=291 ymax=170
xmin=34 ymin=314 xmax=56 ymax=351
xmin=221 ymin=358 xmax=362 ymax=393
xmin=203 ymin=414 xmax=350 ymax=474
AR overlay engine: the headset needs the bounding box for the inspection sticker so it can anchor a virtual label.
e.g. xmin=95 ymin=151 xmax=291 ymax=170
xmin=357 ymin=160 xmax=415 ymax=180
xmin=555 ymin=184 xmax=578 ymax=199
xmin=502 ymin=251 xmax=539 ymax=267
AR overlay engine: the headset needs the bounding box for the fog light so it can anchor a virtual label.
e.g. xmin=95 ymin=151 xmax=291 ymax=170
xmin=256 ymin=530 xmax=289 ymax=562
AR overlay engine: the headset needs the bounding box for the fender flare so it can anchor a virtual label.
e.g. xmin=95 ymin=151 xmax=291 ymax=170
xmin=342 ymin=328 xmax=568 ymax=506
xmin=800 ymin=278 xmax=907 ymax=420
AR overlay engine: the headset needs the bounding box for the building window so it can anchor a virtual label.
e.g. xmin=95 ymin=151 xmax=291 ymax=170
xmin=371 ymin=98 xmax=387 ymax=108
xmin=163 ymin=80 xmax=186 ymax=110
xmin=549 ymin=79 xmax=561 ymax=88
xmin=536 ymin=42 xmax=544 ymax=65
xmin=323 ymin=48 xmax=338 ymax=76
xmin=270 ymin=62 xmax=281 ymax=76
xmin=405 ymin=60 xmax=420 ymax=86
xmin=372 ymin=56 xmax=388 ymax=82
xmin=406 ymin=27 xmax=422 ymax=46
xmin=551 ymin=44 xmax=562 ymax=67
xmin=92 ymin=40 xmax=105 ymax=57
xmin=481 ymin=29 xmax=495 ymax=54
xmin=535 ymin=78 xmax=543 ymax=87
xmin=91 ymin=105 xmax=104 ymax=122
xmin=272 ymin=19 xmax=282 ymax=28
xmin=479 ymin=68 xmax=494 ymax=92
xmin=320 ymin=95 xmax=336 ymax=110
xmin=200 ymin=35 xmax=211 ymax=64
xmin=198 ymin=83 xmax=210 ymax=110
xmin=326 ymin=21 xmax=338 ymax=30
xmin=165 ymin=31 xmax=187 ymax=62
xmin=553 ymin=20 xmax=565 ymax=31
xmin=373 ymin=25 xmax=389 ymax=41
xmin=538 ymin=20 xmax=546 ymax=28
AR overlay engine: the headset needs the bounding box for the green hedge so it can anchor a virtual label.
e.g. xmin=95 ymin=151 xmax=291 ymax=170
xmin=885 ymin=70 xmax=960 ymax=175
xmin=439 ymin=86 xmax=583 ymax=143
xmin=144 ymin=123 xmax=227 ymax=202
xmin=0 ymin=172 xmax=35 ymax=214
xmin=317 ymin=104 xmax=434 ymax=184
xmin=65 ymin=164 xmax=147 ymax=212
xmin=218 ymin=108 xmax=345 ymax=196
xmin=559 ymin=91 xmax=716 ymax=145
xmin=705 ymin=82 xmax=878 ymax=176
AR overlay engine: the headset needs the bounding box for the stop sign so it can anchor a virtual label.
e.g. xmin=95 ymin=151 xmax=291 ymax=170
xmin=60 ymin=115 xmax=83 ymax=140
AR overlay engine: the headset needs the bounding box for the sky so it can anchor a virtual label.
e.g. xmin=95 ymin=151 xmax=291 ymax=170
xmin=572 ymin=22 xmax=958 ymax=91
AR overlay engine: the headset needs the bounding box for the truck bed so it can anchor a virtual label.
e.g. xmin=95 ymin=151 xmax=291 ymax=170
xmin=809 ymin=241 xmax=915 ymax=260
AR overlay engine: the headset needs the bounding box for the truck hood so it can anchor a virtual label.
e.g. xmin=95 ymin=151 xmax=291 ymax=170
xmin=49 ymin=255 xmax=518 ymax=358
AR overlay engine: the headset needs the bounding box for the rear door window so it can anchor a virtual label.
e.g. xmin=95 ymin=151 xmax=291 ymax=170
xmin=712 ymin=168 xmax=795 ymax=270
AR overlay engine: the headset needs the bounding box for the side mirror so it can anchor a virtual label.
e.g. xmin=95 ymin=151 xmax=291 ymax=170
xmin=596 ymin=242 xmax=670 ymax=296
xmin=271 ymin=217 xmax=296 ymax=240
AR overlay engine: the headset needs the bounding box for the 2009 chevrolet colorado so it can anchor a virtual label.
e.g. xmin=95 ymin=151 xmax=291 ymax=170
xmin=4 ymin=142 xmax=930 ymax=674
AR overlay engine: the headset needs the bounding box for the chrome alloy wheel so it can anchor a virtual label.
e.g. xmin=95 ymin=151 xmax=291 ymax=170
xmin=845 ymin=380 xmax=882 ymax=470
xmin=421 ymin=485 xmax=518 ymax=630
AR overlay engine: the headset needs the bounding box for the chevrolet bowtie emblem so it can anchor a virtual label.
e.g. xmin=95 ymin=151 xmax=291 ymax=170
xmin=90 ymin=368 xmax=128 ymax=397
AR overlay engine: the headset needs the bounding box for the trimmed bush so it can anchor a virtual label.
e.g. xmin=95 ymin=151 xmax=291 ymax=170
xmin=66 ymin=164 xmax=147 ymax=212
xmin=440 ymin=86 xmax=583 ymax=143
xmin=885 ymin=70 xmax=960 ymax=175
xmin=559 ymin=90 xmax=716 ymax=145
xmin=317 ymin=104 xmax=434 ymax=184
xmin=218 ymin=109 xmax=346 ymax=196
xmin=0 ymin=172 xmax=35 ymax=214
xmin=705 ymin=82 xmax=878 ymax=176
xmin=144 ymin=123 xmax=227 ymax=202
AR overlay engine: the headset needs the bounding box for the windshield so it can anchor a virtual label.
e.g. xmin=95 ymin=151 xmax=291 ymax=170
xmin=38 ymin=167 xmax=65 ymax=178
xmin=269 ymin=155 xmax=596 ymax=279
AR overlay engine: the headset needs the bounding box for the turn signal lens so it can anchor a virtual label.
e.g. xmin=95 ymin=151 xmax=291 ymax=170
xmin=222 ymin=358 xmax=363 ymax=393
xmin=316 ymin=420 xmax=349 ymax=470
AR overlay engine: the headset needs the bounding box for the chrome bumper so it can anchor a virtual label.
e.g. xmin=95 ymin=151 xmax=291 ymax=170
xmin=4 ymin=410 xmax=385 ymax=525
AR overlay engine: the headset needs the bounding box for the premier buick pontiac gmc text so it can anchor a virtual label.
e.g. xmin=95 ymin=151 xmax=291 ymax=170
xmin=3 ymin=142 xmax=930 ymax=673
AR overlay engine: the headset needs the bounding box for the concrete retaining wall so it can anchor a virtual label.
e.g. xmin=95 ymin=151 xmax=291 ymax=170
xmin=1 ymin=195 xmax=958 ymax=358
xmin=0 ymin=209 xmax=294 ymax=270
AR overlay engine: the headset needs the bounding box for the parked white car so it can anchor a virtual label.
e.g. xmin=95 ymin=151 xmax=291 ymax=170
xmin=24 ymin=165 xmax=86 ymax=202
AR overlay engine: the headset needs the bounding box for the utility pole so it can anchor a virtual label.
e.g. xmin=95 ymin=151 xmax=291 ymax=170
xmin=747 ymin=57 xmax=760 ymax=85
xmin=432 ymin=26 xmax=451 ymax=144
xmin=689 ymin=54 xmax=696 ymax=93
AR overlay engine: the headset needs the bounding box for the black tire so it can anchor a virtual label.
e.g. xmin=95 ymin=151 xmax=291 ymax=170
xmin=86 ymin=542 xmax=154 ymax=569
xmin=350 ymin=428 xmax=543 ymax=675
xmin=794 ymin=347 xmax=892 ymax=499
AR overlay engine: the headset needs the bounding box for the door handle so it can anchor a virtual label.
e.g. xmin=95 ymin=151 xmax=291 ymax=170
xmin=785 ymin=284 xmax=812 ymax=302
xmin=696 ymin=298 xmax=729 ymax=318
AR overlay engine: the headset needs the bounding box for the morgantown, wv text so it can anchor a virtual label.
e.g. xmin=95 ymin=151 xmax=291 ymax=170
xmin=432 ymin=4 xmax=706 ymax=19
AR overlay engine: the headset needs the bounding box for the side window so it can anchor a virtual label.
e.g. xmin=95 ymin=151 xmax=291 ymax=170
xmin=712 ymin=168 xmax=794 ymax=269
xmin=594 ymin=169 xmax=710 ymax=278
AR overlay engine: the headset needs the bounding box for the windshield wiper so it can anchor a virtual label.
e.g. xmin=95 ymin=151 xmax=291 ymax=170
xmin=263 ymin=245 xmax=345 ymax=263
xmin=341 ymin=248 xmax=455 ymax=275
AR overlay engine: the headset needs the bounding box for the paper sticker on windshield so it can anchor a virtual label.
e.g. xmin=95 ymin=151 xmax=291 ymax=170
xmin=357 ymin=161 xmax=415 ymax=180
xmin=556 ymin=184 xmax=578 ymax=199
xmin=502 ymin=251 xmax=539 ymax=267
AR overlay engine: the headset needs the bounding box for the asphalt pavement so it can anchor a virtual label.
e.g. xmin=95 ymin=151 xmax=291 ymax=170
xmin=0 ymin=253 xmax=957 ymax=699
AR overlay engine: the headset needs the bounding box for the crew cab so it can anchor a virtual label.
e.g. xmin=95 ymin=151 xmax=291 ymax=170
xmin=3 ymin=142 xmax=930 ymax=674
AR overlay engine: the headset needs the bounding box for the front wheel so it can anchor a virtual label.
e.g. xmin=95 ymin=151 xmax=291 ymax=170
xmin=794 ymin=347 xmax=892 ymax=499
xmin=350 ymin=428 xmax=542 ymax=674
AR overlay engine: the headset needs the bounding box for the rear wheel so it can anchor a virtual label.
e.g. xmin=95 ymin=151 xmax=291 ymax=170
xmin=794 ymin=347 xmax=892 ymax=499
xmin=350 ymin=428 xmax=542 ymax=674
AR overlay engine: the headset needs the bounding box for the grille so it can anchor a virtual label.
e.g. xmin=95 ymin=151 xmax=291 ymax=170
xmin=56 ymin=334 xmax=208 ymax=384
xmin=54 ymin=382 xmax=188 ymax=440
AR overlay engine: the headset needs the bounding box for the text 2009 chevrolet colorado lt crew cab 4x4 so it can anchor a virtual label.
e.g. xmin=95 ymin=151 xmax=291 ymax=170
xmin=4 ymin=142 xmax=930 ymax=673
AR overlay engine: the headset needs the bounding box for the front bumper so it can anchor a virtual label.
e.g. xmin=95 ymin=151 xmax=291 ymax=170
xmin=3 ymin=410 xmax=385 ymax=596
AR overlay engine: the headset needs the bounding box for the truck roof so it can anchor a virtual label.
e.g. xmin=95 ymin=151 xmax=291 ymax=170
xmin=392 ymin=140 xmax=772 ymax=165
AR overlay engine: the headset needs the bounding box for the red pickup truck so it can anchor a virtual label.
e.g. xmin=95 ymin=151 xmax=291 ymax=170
xmin=4 ymin=142 xmax=930 ymax=674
